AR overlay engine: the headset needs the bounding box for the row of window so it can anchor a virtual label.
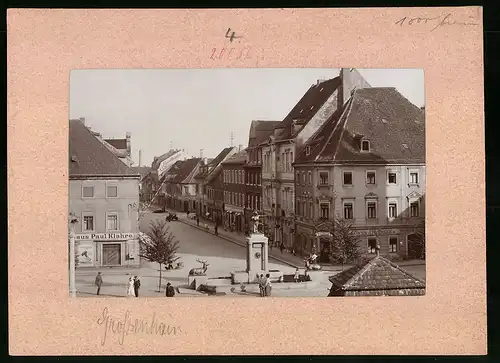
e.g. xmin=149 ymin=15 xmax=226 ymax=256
xmin=223 ymin=169 xmax=245 ymax=185
xmin=224 ymin=191 xmax=245 ymax=207
xmin=262 ymin=149 xmax=295 ymax=174
xmin=81 ymin=185 xmax=118 ymax=198
xmin=81 ymin=213 xmax=121 ymax=232
xmin=296 ymin=199 xmax=420 ymax=220
xmin=368 ymin=237 xmax=399 ymax=253
xmin=247 ymin=148 xmax=261 ymax=164
xmin=296 ymin=169 xmax=420 ymax=187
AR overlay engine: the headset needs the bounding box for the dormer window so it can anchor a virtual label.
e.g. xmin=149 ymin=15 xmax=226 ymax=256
xmin=361 ymin=140 xmax=370 ymax=152
xmin=305 ymin=146 xmax=311 ymax=155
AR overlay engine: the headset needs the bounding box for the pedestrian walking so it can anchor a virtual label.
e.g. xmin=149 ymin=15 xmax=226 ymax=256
xmin=294 ymin=268 xmax=300 ymax=283
xmin=133 ymin=276 xmax=141 ymax=297
xmin=214 ymin=223 xmax=218 ymax=236
xmin=280 ymin=243 xmax=284 ymax=254
xmin=196 ymin=216 xmax=199 ymax=226
xmin=166 ymin=282 xmax=176 ymax=297
xmin=264 ymin=273 xmax=272 ymax=297
xmin=258 ymin=274 xmax=265 ymax=297
xmin=95 ymin=272 xmax=103 ymax=295
xmin=126 ymin=277 xmax=135 ymax=297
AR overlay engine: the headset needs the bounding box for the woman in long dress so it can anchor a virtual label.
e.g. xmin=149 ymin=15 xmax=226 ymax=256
xmin=126 ymin=277 xmax=135 ymax=297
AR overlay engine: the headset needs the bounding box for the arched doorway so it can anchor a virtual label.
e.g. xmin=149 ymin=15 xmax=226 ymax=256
xmin=407 ymin=233 xmax=425 ymax=260
xmin=319 ymin=238 xmax=331 ymax=263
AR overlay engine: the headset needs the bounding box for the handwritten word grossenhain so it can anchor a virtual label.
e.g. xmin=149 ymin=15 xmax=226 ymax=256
xmin=97 ymin=307 xmax=182 ymax=346
xmin=395 ymin=13 xmax=479 ymax=32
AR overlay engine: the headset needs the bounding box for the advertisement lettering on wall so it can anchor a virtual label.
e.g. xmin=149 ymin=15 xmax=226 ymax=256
xmin=75 ymin=232 xmax=137 ymax=241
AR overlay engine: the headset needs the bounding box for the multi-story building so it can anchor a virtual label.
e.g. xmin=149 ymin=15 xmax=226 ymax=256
xmin=221 ymin=148 xmax=247 ymax=232
xmin=244 ymin=120 xmax=280 ymax=229
xmin=132 ymin=166 xmax=152 ymax=203
xmin=293 ymin=86 xmax=425 ymax=262
xmin=206 ymin=165 xmax=225 ymax=225
xmin=69 ymin=119 xmax=141 ymax=268
xmin=194 ymin=147 xmax=237 ymax=219
xmin=170 ymin=158 xmax=203 ymax=213
xmin=260 ymin=73 xmax=346 ymax=248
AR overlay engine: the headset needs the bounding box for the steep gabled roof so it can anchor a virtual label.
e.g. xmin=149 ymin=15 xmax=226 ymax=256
xmin=266 ymin=77 xmax=341 ymax=143
xmin=69 ymin=119 xmax=138 ymax=177
xmin=172 ymin=158 xmax=202 ymax=183
xmin=295 ymin=87 xmax=425 ymax=164
xmin=152 ymin=149 xmax=180 ymax=170
xmin=194 ymin=147 xmax=235 ymax=180
xmin=248 ymin=120 xmax=281 ymax=147
xmin=329 ymin=255 xmax=426 ymax=292
xmin=221 ymin=149 xmax=247 ymax=165
xmin=104 ymin=138 xmax=127 ymax=150
xmin=164 ymin=160 xmax=185 ymax=181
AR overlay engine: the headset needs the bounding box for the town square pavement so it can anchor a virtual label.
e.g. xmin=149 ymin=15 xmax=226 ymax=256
xmin=75 ymin=210 xmax=425 ymax=298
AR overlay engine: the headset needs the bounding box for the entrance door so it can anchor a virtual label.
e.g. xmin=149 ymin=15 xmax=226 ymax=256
xmin=320 ymin=239 xmax=330 ymax=263
xmin=102 ymin=244 xmax=121 ymax=266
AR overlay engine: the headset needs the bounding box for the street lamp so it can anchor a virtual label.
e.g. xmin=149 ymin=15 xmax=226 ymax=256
xmin=69 ymin=213 xmax=79 ymax=298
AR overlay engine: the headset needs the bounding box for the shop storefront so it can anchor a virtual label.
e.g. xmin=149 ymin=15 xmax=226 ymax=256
xmin=75 ymin=232 xmax=140 ymax=268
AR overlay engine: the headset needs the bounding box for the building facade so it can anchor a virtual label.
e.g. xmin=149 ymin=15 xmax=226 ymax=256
xmin=261 ymin=75 xmax=343 ymax=247
xmin=293 ymin=85 xmax=426 ymax=262
xmin=194 ymin=147 xmax=237 ymax=220
xmin=171 ymin=158 xmax=203 ymax=213
xmin=244 ymin=120 xmax=280 ymax=230
xmin=69 ymin=119 xmax=141 ymax=268
xmin=222 ymin=150 xmax=247 ymax=232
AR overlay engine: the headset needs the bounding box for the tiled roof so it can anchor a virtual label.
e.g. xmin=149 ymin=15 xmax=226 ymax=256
xmin=221 ymin=149 xmax=247 ymax=165
xmin=172 ymin=158 xmax=202 ymax=183
xmin=131 ymin=166 xmax=151 ymax=179
xmin=267 ymin=77 xmax=341 ymax=143
xmin=328 ymin=256 xmax=426 ymax=291
xmin=104 ymin=138 xmax=127 ymax=150
xmin=69 ymin=119 xmax=138 ymax=177
xmin=296 ymin=87 xmax=425 ymax=164
xmin=194 ymin=147 xmax=235 ymax=179
xmin=248 ymin=120 xmax=281 ymax=147
xmin=152 ymin=149 xmax=180 ymax=170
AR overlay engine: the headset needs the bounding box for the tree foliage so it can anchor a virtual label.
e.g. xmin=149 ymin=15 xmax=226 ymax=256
xmin=329 ymin=217 xmax=362 ymax=269
xmin=139 ymin=219 xmax=180 ymax=291
xmin=410 ymin=219 xmax=426 ymax=260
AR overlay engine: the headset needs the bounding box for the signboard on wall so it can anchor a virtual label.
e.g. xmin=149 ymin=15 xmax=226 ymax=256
xmin=75 ymin=232 xmax=137 ymax=241
xmin=352 ymin=229 xmax=400 ymax=237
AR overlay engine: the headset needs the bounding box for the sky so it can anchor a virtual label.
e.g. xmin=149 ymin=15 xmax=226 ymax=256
xmin=70 ymin=68 xmax=424 ymax=166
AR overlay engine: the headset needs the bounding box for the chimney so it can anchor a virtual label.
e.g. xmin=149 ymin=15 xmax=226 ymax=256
xmin=200 ymin=149 xmax=204 ymax=159
xmin=126 ymin=132 xmax=131 ymax=157
xmin=138 ymin=149 xmax=142 ymax=167
xmin=79 ymin=117 xmax=86 ymax=125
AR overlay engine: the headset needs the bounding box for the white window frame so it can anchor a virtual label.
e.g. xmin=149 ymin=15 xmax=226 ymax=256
xmin=320 ymin=202 xmax=330 ymax=219
xmin=106 ymin=212 xmax=120 ymax=232
xmin=81 ymin=184 xmax=95 ymax=198
xmin=82 ymin=212 xmax=95 ymax=232
xmin=387 ymin=170 xmax=398 ymax=185
xmin=343 ymin=200 xmax=354 ymax=220
xmin=366 ymin=200 xmax=377 ymax=219
xmin=343 ymin=171 xmax=353 ymax=187
xmin=389 ymin=236 xmax=398 ymax=253
xmin=409 ymin=169 xmax=420 ymax=185
xmin=409 ymin=199 xmax=420 ymax=218
xmin=388 ymin=200 xmax=398 ymax=220
xmin=319 ymin=170 xmax=329 ymax=185
xmin=366 ymin=170 xmax=376 ymax=185
xmin=367 ymin=237 xmax=377 ymax=254
xmin=361 ymin=139 xmax=371 ymax=153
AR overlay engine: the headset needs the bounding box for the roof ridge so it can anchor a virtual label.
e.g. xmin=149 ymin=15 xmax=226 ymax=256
xmin=314 ymin=97 xmax=353 ymax=162
xmin=332 ymin=94 xmax=356 ymax=161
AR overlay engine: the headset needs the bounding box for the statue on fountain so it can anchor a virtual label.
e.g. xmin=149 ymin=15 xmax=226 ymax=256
xmin=250 ymin=211 xmax=262 ymax=234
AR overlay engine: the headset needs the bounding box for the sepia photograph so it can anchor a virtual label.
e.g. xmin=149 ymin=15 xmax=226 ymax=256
xmin=69 ymin=68 xmax=426 ymax=298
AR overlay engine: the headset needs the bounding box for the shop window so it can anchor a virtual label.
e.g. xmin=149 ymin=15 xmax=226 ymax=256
xmin=389 ymin=237 xmax=398 ymax=252
xmin=368 ymin=238 xmax=377 ymax=254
